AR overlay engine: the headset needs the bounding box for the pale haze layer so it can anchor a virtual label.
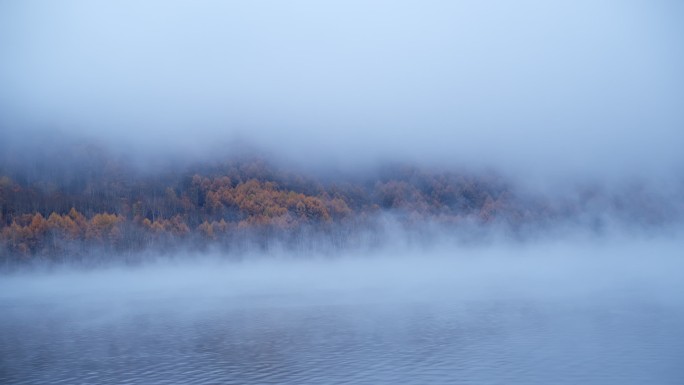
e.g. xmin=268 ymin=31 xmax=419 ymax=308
xmin=1 ymin=0 xmax=683 ymax=179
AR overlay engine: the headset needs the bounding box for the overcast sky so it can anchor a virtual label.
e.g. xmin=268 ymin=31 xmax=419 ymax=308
xmin=1 ymin=0 xmax=683 ymax=179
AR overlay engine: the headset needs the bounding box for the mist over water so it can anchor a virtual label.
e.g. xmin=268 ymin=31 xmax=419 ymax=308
xmin=2 ymin=236 xmax=684 ymax=384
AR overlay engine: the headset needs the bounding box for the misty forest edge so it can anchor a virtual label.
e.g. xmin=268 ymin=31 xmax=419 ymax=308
xmin=1 ymin=141 xmax=682 ymax=265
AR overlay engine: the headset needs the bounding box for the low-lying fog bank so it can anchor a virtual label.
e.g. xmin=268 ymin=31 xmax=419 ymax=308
xmin=2 ymin=234 xmax=682 ymax=309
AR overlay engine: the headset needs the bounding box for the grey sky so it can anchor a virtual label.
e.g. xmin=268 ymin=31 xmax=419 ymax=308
xmin=1 ymin=0 xmax=683 ymax=178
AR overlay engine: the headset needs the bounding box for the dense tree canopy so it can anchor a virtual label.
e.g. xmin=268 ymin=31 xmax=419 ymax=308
xmin=1 ymin=148 xmax=681 ymax=263
xmin=0 ymin=154 xmax=523 ymax=261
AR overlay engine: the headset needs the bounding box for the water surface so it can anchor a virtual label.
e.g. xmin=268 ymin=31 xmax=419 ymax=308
xmin=1 ymin=245 xmax=683 ymax=384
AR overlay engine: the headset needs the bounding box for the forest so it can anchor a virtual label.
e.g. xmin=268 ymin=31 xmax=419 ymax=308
xmin=1 ymin=139 xmax=681 ymax=264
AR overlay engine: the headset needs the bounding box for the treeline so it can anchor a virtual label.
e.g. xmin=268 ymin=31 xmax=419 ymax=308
xmin=0 ymin=152 xmax=527 ymax=261
xmin=2 ymin=140 xmax=681 ymax=263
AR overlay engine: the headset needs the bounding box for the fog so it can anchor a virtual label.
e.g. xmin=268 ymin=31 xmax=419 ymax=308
xmin=2 ymin=0 xmax=683 ymax=181
xmin=3 ymin=226 xmax=684 ymax=383
xmin=4 ymin=3 xmax=684 ymax=383
xmin=3 ymin=233 xmax=682 ymax=307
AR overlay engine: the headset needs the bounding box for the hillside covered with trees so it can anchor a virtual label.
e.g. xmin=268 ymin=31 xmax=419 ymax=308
xmin=1 ymin=139 xmax=682 ymax=265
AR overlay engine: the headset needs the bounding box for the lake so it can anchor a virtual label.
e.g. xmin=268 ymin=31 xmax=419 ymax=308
xmin=1 ymin=241 xmax=683 ymax=384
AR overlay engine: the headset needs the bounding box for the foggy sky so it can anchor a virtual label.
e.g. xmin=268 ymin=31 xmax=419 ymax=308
xmin=1 ymin=0 xmax=683 ymax=179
